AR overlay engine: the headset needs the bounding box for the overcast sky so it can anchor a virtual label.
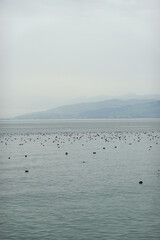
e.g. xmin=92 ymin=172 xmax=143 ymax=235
xmin=1 ymin=0 xmax=160 ymax=117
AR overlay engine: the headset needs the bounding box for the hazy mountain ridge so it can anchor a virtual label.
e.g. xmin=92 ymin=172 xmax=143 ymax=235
xmin=14 ymin=99 xmax=160 ymax=119
xmin=80 ymin=101 xmax=160 ymax=118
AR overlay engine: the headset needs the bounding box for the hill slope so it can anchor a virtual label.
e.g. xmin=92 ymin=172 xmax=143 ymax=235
xmin=14 ymin=99 xmax=160 ymax=119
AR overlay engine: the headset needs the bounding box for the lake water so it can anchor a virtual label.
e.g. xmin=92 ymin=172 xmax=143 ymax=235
xmin=0 ymin=119 xmax=160 ymax=239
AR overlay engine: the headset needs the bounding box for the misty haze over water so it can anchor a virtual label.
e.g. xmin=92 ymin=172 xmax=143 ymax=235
xmin=1 ymin=0 xmax=160 ymax=117
xmin=1 ymin=0 xmax=160 ymax=238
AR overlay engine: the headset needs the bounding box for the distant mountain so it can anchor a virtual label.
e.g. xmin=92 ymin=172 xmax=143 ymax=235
xmin=69 ymin=93 xmax=160 ymax=103
xmin=14 ymin=99 xmax=160 ymax=119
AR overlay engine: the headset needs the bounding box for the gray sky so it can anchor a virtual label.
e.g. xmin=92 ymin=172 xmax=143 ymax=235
xmin=1 ymin=0 xmax=160 ymax=117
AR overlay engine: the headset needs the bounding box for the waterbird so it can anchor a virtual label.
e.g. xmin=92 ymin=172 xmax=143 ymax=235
xmin=139 ymin=181 xmax=143 ymax=184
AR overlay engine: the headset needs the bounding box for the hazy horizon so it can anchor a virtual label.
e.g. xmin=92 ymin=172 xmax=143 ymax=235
xmin=1 ymin=0 xmax=160 ymax=118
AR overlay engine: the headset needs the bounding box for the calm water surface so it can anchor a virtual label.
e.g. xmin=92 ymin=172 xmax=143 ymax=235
xmin=0 ymin=119 xmax=160 ymax=239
